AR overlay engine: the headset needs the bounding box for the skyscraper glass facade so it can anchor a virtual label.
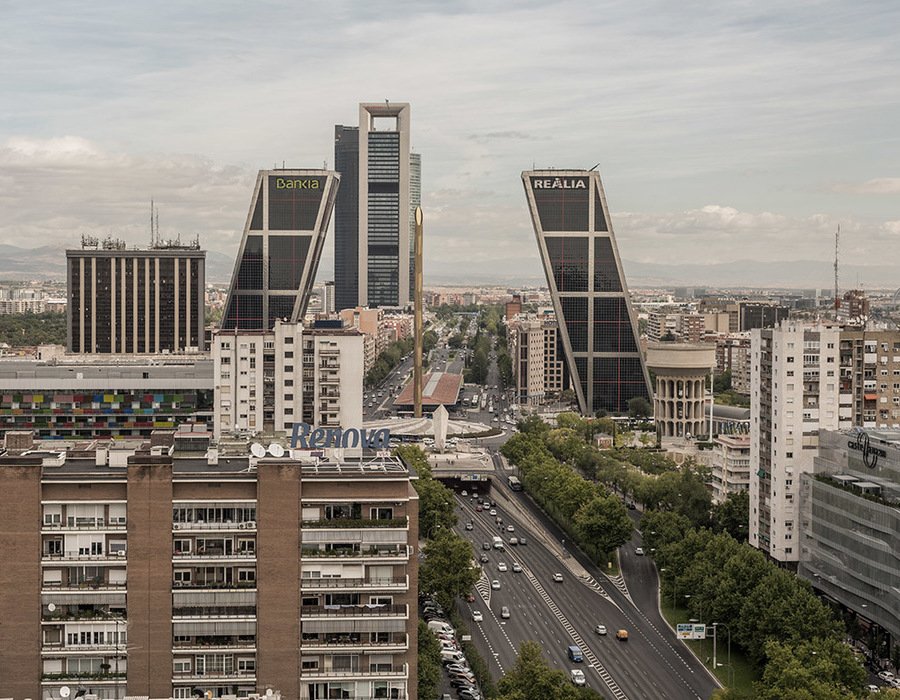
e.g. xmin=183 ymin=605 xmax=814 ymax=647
xmin=223 ymin=170 xmax=339 ymax=331
xmin=523 ymin=170 xmax=651 ymax=415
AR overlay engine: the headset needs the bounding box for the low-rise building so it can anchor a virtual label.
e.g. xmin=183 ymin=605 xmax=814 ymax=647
xmin=700 ymin=433 xmax=752 ymax=503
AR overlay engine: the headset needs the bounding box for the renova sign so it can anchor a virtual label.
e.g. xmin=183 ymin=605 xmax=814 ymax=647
xmin=275 ymin=178 xmax=320 ymax=189
xmin=847 ymin=430 xmax=886 ymax=469
xmin=532 ymin=178 xmax=587 ymax=190
xmin=290 ymin=422 xmax=390 ymax=450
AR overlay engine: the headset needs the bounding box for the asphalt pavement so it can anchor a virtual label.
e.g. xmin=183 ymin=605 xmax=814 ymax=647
xmin=452 ymin=464 xmax=720 ymax=700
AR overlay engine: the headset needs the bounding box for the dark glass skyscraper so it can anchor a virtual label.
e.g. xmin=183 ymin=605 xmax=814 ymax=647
xmin=334 ymin=102 xmax=419 ymax=310
xmin=522 ymin=170 xmax=652 ymax=415
xmin=222 ymin=169 xmax=339 ymax=330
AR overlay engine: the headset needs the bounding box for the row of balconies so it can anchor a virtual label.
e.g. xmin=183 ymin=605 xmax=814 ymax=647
xmin=300 ymin=604 xmax=408 ymax=619
xmin=300 ymin=546 xmax=409 ymax=560
xmin=299 ymin=664 xmax=408 ymax=679
xmin=303 ymin=517 xmax=408 ymax=529
xmin=302 ymin=576 xmax=408 ymax=590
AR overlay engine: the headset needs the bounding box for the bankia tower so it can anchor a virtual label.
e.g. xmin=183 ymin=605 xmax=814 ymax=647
xmin=522 ymin=170 xmax=652 ymax=415
xmin=223 ymin=169 xmax=340 ymax=331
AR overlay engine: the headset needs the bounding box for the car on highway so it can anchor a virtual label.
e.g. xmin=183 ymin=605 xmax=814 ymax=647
xmin=475 ymin=504 xmax=483 ymax=512
xmin=570 ymin=669 xmax=586 ymax=686
xmin=491 ymin=579 xmax=501 ymax=590
xmin=616 ymin=629 xmax=629 ymax=641
xmin=500 ymin=606 xmax=510 ymax=619
xmin=471 ymin=610 xmax=483 ymax=622
xmin=489 ymin=509 xmax=497 ymax=516
xmin=518 ymin=536 xmax=527 ymax=545
xmin=497 ymin=562 xmax=508 ymax=572
xmin=506 ymin=525 xmax=515 ymax=532
xmin=512 ymin=562 xmax=522 ymax=573
xmin=552 ymin=573 xmax=564 ymax=583
xmin=635 ymin=547 xmax=644 ymax=556
xmin=479 ymin=553 xmax=489 ymax=563
xmin=466 ymin=593 xmax=476 ymax=602
xmin=482 ymin=541 xmax=491 ymax=550
xmin=567 ymin=645 xmax=584 ymax=662
xmin=509 ymin=537 xmax=518 ymax=545
xmin=595 ymin=624 xmax=607 ymax=635
xmin=465 ymin=522 xmax=474 ymax=530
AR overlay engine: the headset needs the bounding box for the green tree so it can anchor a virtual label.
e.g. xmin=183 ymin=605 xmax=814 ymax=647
xmin=573 ymin=494 xmax=633 ymax=564
xmin=639 ymin=510 xmax=692 ymax=554
xmin=419 ymin=530 xmax=480 ymax=611
xmin=496 ymin=641 xmax=602 ymax=700
xmin=754 ymin=637 xmax=866 ymax=700
xmin=712 ymin=490 xmax=750 ymax=541
xmin=0 ymin=311 xmax=67 ymax=347
xmin=415 ymin=478 xmax=457 ymax=540
xmin=627 ymin=396 xmax=653 ymax=418
xmin=417 ymin=619 xmax=442 ymax=700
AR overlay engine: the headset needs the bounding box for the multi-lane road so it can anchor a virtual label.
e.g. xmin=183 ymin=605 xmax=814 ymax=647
xmin=453 ymin=464 xmax=720 ymax=700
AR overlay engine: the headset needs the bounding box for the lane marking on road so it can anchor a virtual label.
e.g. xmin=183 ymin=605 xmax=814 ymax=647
xmin=578 ymin=573 xmax=626 ymax=611
xmin=522 ymin=563 xmax=628 ymax=700
xmin=600 ymin=571 xmax=635 ymax=607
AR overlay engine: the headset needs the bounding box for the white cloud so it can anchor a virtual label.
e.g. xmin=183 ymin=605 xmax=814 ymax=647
xmin=832 ymin=178 xmax=900 ymax=194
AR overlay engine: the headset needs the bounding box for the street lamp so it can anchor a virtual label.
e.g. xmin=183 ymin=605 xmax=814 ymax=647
xmin=712 ymin=621 xmax=731 ymax=685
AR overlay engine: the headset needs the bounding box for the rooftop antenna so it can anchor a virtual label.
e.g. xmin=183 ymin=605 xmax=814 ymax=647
xmin=154 ymin=205 xmax=160 ymax=247
xmin=833 ymin=224 xmax=840 ymax=311
xmin=589 ymin=162 xmax=601 ymax=171
xmin=150 ymin=199 xmax=154 ymax=247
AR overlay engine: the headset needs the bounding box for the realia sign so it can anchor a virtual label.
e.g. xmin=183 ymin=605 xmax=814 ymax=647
xmin=532 ymin=178 xmax=587 ymax=190
xmin=290 ymin=422 xmax=390 ymax=450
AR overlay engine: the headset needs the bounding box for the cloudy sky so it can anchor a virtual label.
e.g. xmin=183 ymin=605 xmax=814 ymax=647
xmin=2 ymin=0 xmax=899 ymax=284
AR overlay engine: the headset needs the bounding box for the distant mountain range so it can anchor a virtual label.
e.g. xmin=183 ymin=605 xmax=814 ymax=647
xmin=0 ymin=244 xmax=896 ymax=290
xmin=0 ymin=244 xmax=235 ymax=284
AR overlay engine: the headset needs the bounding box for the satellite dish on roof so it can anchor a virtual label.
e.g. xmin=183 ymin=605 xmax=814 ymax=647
xmin=268 ymin=443 xmax=285 ymax=458
xmin=250 ymin=443 xmax=266 ymax=458
xmin=60 ymin=688 xmax=71 ymax=698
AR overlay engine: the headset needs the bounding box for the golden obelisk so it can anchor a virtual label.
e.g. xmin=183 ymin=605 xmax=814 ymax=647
xmin=414 ymin=206 xmax=424 ymax=418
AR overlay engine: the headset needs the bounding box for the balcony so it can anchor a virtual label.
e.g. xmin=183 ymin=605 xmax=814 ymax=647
xmin=173 ymin=670 xmax=256 ymax=681
xmin=300 ymin=546 xmax=409 ymax=561
xmin=301 ymin=604 xmax=408 ymax=619
xmin=301 ymin=664 xmax=407 ymax=679
xmin=302 ymin=634 xmax=408 ymax=652
xmin=303 ymin=517 xmax=407 ymax=529
xmin=173 ymin=550 xmax=256 ymax=562
xmin=42 ymin=672 xmax=126 ymax=682
xmin=172 ymin=521 xmax=256 ymax=532
xmin=301 ymin=576 xmax=408 ymax=591
xmin=172 ymin=581 xmax=257 ymax=590
xmin=42 ymin=551 xmax=126 ymax=563
xmin=42 ymin=581 xmax=127 ymax=592
xmin=42 ymin=520 xmax=126 ymax=532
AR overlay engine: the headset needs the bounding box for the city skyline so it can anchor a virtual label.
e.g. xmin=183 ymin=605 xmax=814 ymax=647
xmin=2 ymin=2 xmax=899 ymax=285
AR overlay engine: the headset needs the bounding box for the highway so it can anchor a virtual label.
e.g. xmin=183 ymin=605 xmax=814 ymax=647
xmin=452 ymin=466 xmax=720 ymax=700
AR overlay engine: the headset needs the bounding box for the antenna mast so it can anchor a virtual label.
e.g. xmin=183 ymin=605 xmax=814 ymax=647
xmin=833 ymin=224 xmax=840 ymax=311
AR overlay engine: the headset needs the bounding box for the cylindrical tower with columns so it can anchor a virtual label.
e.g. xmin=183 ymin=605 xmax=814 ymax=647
xmin=645 ymin=343 xmax=716 ymax=443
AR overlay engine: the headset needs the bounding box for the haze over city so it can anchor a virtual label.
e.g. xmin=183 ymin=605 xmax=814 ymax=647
xmin=2 ymin=0 xmax=899 ymax=285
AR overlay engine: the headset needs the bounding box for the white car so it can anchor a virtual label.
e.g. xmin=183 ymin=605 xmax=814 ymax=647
xmin=500 ymin=606 xmax=510 ymax=619
xmin=878 ymin=672 xmax=895 ymax=683
xmin=472 ymin=610 xmax=483 ymax=622
xmin=570 ymin=669 xmax=586 ymax=686
xmin=635 ymin=547 xmax=645 ymax=556
xmin=506 ymin=525 xmax=515 ymax=533
xmin=491 ymin=579 xmax=501 ymax=590
xmin=552 ymin=573 xmax=564 ymax=583
xmin=595 ymin=624 xmax=607 ymax=635
xmin=489 ymin=509 xmax=497 ymax=516
xmin=497 ymin=562 xmax=508 ymax=572
xmin=512 ymin=563 xmax=522 ymax=573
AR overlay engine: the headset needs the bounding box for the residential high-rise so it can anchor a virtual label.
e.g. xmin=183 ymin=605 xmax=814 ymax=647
xmin=750 ymin=322 xmax=842 ymax=564
xmin=222 ymin=169 xmax=340 ymax=331
xmin=522 ymin=170 xmax=652 ymax=415
xmin=212 ymin=320 xmax=363 ymax=439
xmin=67 ymin=241 xmax=205 ymax=353
xmin=839 ymin=330 xmax=900 ymax=429
xmin=334 ymin=103 xmax=419 ymax=310
xmin=0 ymin=435 xmax=418 ymax=700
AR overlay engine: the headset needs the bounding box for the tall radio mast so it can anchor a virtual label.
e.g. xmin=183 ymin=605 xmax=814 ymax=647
xmin=833 ymin=225 xmax=840 ymax=311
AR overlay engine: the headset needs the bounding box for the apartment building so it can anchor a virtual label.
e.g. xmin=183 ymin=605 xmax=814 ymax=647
xmin=700 ymin=433 xmax=752 ymax=503
xmin=839 ymin=330 xmax=900 ymax=429
xmin=212 ymin=320 xmax=363 ymax=440
xmin=0 ymin=432 xmax=418 ymax=700
xmin=750 ymin=322 xmax=842 ymax=564
xmin=715 ymin=333 xmax=752 ymax=394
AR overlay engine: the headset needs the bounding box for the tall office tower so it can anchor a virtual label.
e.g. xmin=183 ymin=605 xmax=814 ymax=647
xmin=749 ymin=322 xmax=841 ymax=564
xmin=223 ymin=169 xmax=340 ymax=331
xmin=334 ymin=103 xmax=415 ymax=310
xmin=0 ymin=437 xmax=418 ymax=700
xmin=408 ymin=152 xmax=421 ymax=302
xmin=334 ymin=126 xmax=360 ymax=312
xmin=67 ymin=241 xmax=205 ymax=353
xmin=522 ymin=170 xmax=652 ymax=415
